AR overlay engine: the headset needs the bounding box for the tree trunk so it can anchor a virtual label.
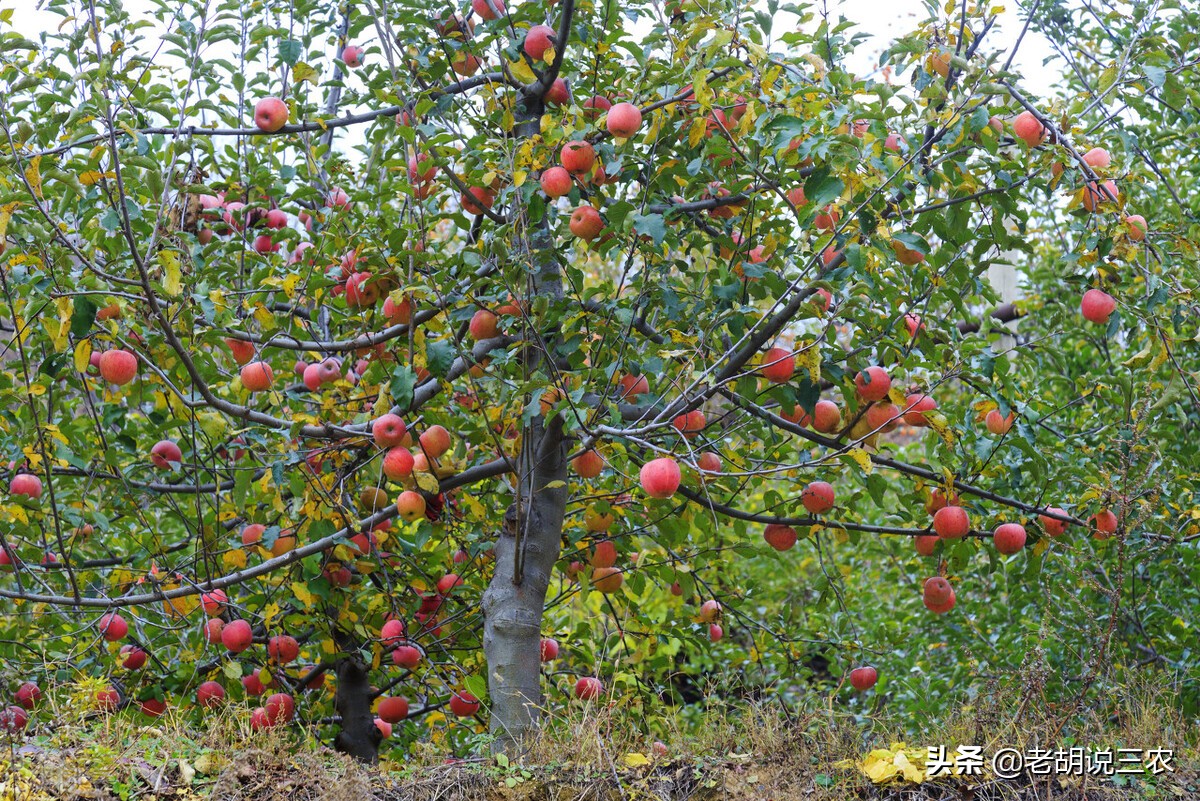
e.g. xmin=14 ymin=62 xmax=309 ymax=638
xmin=480 ymin=88 xmax=569 ymax=753
xmin=333 ymin=654 xmax=382 ymax=763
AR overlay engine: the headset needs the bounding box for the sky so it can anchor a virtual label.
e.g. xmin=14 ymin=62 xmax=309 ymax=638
xmin=15 ymin=0 xmax=1060 ymax=102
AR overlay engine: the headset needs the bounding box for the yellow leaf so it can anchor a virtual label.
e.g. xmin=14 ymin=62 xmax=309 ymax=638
xmin=292 ymin=582 xmax=315 ymax=609
xmin=0 ymin=202 xmax=17 ymax=242
xmin=24 ymin=156 xmax=42 ymax=199
xmin=253 ymin=304 xmax=277 ymax=331
xmin=797 ymin=341 xmax=821 ymax=382
xmin=414 ymin=471 xmax=440 ymax=493
xmin=508 ymin=60 xmax=537 ymax=83
xmin=863 ymin=751 xmax=900 ymax=783
xmin=79 ymin=170 xmax=114 ymax=186
xmin=223 ymin=550 xmax=248 ymax=571
xmin=845 ymin=447 xmax=873 ymax=474
xmin=924 ymin=411 xmax=956 ymax=447
xmin=513 ymin=170 xmax=527 ymax=188
xmin=159 ymin=249 xmax=182 ymax=296
xmin=621 ymin=752 xmax=651 ymax=768
xmin=73 ymin=339 xmax=92 ymax=373
xmin=687 ymin=116 xmax=706 ymax=148
xmin=292 ymin=62 xmax=318 ymax=85
xmin=894 ymin=750 xmax=925 ymax=783
xmin=51 ymin=296 xmax=73 ymax=352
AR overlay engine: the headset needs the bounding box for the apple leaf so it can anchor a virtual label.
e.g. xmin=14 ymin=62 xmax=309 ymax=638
xmin=803 ymin=168 xmax=844 ymax=210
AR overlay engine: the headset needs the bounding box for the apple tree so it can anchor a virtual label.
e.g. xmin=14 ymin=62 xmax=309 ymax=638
xmin=0 ymin=0 xmax=1195 ymax=761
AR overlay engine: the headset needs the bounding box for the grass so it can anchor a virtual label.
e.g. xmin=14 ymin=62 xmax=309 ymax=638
xmin=1 ymin=678 xmax=1196 ymax=801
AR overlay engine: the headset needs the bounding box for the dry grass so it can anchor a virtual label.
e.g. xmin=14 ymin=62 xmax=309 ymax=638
xmin=1 ymin=680 xmax=1195 ymax=801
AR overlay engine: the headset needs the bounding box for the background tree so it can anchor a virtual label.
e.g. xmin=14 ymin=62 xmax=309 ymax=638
xmin=0 ymin=0 xmax=1195 ymax=763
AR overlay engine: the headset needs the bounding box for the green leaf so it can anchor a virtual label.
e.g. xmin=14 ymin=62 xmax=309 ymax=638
xmin=425 ymin=339 xmax=455 ymax=378
xmin=803 ymin=169 xmax=844 ymax=210
xmin=69 ymin=297 xmax=96 ymax=338
xmin=631 ymin=213 xmax=666 ymax=245
xmin=279 ymin=39 xmax=302 ymax=66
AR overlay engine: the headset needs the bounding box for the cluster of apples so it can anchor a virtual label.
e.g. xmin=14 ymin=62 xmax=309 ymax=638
xmin=1011 ymin=113 xmax=1147 ymax=326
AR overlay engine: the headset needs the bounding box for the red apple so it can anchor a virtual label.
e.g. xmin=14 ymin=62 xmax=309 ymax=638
xmin=591 ymin=567 xmax=623 ymax=593
xmin=381 ymin=619 xmax=406 ymax=646
xmin=9 ymin=473 xmax=43 ymax=499
xmin=903 ymin=394 xmax=937 ymax=427
xmin=471 ymin=0 xmax=505 ymax=19
xmin=460 ymin=187 xmax=494 ymax=215
xmin=1082 ymin=146 xmax=1110 ymax=168
xmin=1124 ymin=215 xmax=1147 ymax=242
xmin=469 ymin=309 xmax=498 ymax=340
xmin=240 ymin=361 xmax=274 ymax=392
xmin=640 ymin=458 xmax=681 ymax=498
xmin=392 ymin=645 xmax=422 ymax=669
xmin=572 ymin=449 xmax=604 ymax=478
xmin=583 ymin=95 xmax=611 ymax=117
xmin=225 ymin=337 xmax=255 ymax=364
xmin=985 ymin=409 xmax=1015 ymax=435
xmin=854 ymin=366 xmax=892 ymax=402
xmin=569 ymin=205 xmax=604 ymax=240
xmin=1038 ymin=507 xmax=1070 ymax=537
xmin=801 ymin=481 xmax=835 ymax=514
xmin=607 ymin=102 xmax=642 ymax=138
xmin=98 ymin=612 xmax=128 ymax=642
xmin=96 ymin=687 xmax=120 ymax=712
xmin=560 ymin=141 xmax=595 ymax=175
xmin=268 ymin=635 xmax=299 ymax=663
xmin=540 ymin=166 xmax=573 ymax=198
xmin=923 ymin=576 xmax=953 ymax=606
xmin=265 ymin=692 xmax=294 ymax=724
xmin=197 ymin=681 xmax=226 ymax=709
xmin=396 ymin=491 xmax=427 ymax=523
xmin=378 ymin=695 xmax=409 ymax=723
xmin=373 ymin=414 xmax=409 ymax=448
xmin=1013 ymin=111 xmax=1044 ymax=147
xmin=760 ymin=347 xmax=794 ymax=383
xmin=14 ymin=682 xmax=41 ymax=710
xmin=1080 ymin=288 xmax=1116 ymax=324
xmin=933 ymin=506 xmax=970 ymax=539
xmin=812 ymin=400 xmax=841 ymax=433
xmin=544 ymin=77 xmax=570 ymax=106
xmin=449 ymin=691 xmax=480 ymax=717
xmin=98 ymin=349 xmax=138 ymax=385
xmin=849 ymin=666 xmax=877 ymax=691
xmin=539 ymin=637 xmax=559 ymax=662
xmin=253 ymin=97 xmax=289 ymax=132
xmin=383 ymin=448 xmax=415 ymax=480
xmin=763 ymin=523 xmax=797 ymax=551
xmin=1091 ymin=509 xmax=1118 ymax=539
xmin=200 ymin=589 xmax=227 ymax=616
xmin=574 ymin=677 xmax=603 ymax=701
xmin=914 ymin=535 xmax=939 ymax=556
xmin=221 ymin=619 xmax=253 ymax=653
xmin=1083 ymin=179 xmax=1119 ymax=212
xmin=150 ymin=440 xmax=182 ymax=469
xmin=524 ymin=24 xmax=555 ymax=60
xmin=120 ymin=644 xmax=148 ymax=670
xmin=419 ymin=425 xmax=452 ymax=458
xmin=993 ymin=523 xmax=1027 ymax=554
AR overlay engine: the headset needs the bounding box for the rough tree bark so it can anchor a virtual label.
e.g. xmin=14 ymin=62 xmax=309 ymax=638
xmin=479 ymin=84 xmax=570 ymax=753
xmin=334 ymin=653 xmax=384 ymax=762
